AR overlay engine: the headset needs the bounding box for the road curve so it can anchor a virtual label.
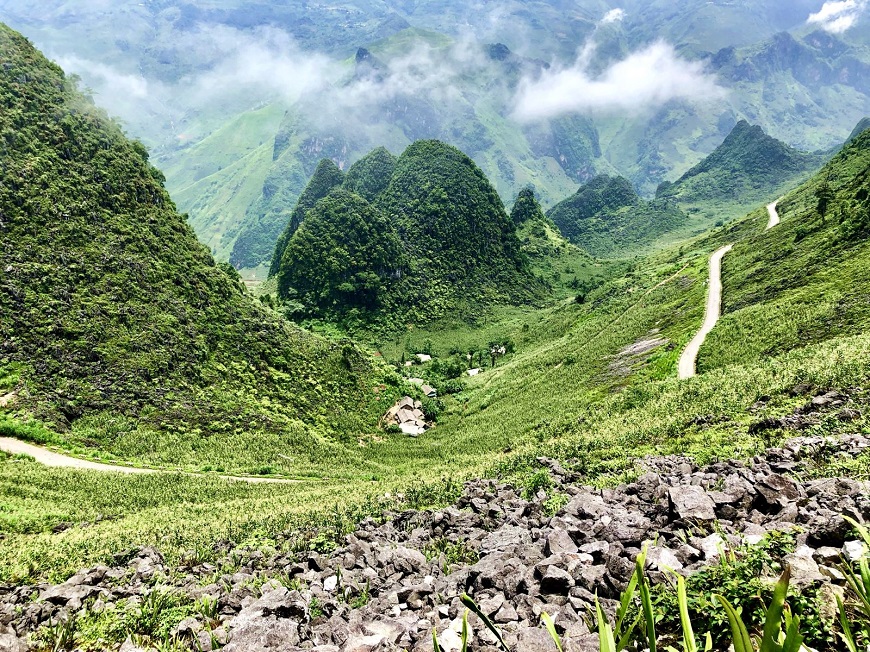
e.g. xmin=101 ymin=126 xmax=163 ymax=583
xmin=677 ymin=244 xmax=734 ymax=380
xmin=766 ymin=199 xmax=781 ymax=230
xmin=0 ymin=437 xmax=298 ymax=484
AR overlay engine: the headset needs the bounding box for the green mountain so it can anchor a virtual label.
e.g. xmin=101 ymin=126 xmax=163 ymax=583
xmin=656 ymin=120 xmax=822 ymax=207
xmin=267 ymin=158 xmax=345 ymax=277
xmin=547 ymin=175 xmax=687 ymax=256
xmin=374 ymin=140 xmax=541 ymax=320
xmin=274 ymin=141 xmax=541 ymax=323
xmin=3 ymin=5 xmax=869 ymax=271
xmin=847 ymin=117 xmax=870 ymax=144
xmin=276 ymin=189 xmax=407 ymax=317
xmin=0 ymin=24 xmax=390 ymax=453
xmin=342 ymin=146 xmax=397 ymax=202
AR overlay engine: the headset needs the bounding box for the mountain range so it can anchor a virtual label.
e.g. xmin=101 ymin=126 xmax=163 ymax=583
xmin=0 ymin=1 xmax=867 ymax=274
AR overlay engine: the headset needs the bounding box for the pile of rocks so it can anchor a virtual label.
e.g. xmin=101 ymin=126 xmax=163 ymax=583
xmin=1 ymin=434 xmax=869 ymax=652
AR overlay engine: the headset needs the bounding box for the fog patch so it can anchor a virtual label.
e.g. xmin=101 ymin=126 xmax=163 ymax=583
xmin=511 ymin=41 xmax=724 ymax=122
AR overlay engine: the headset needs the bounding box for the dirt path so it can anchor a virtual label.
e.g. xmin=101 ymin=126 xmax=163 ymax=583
xmin=677 ymin=244 xmax=734 ymax=380
xmin=0 ymin=437 xmax=298 ymax=484
xmin=766 ymin=199 xmax=781 ymax=230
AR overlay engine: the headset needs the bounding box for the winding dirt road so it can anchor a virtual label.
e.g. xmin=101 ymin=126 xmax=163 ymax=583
xmin=766 ymin=199 xmax=781 ymax=229
xmin=0 ymin=437 xmax=298 ymax=483
xmin=677 ymin=244 xmax=734 ymax=379
xmin=678 ymin=200 xmax=782 ymax=380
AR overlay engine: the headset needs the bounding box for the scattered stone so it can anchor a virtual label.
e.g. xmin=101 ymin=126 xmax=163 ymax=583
xmin=668 ymin=485 xmax=716 ymax=521
xmin=5 ymin=432 xmax=870 ymax=651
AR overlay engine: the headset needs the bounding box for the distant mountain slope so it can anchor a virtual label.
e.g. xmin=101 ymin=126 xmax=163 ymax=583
xmin=656 ymin=120 xmax=822 ymax=206
xmin=0 ymin=24 xmax=389 ymax=447
xmin=548 ymin=175 xmax=687 ymax=256
xmin=848 ymin=117 xmax=870 ymax=144
xmin=273 ymin=141 xmax=542 ymax=323
xmin=699 ymin=126 xmax=870 ymax=373
xmin=224 ymin=34 xmax=602 ymax=270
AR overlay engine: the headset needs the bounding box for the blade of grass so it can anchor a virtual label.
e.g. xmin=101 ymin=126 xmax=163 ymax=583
xmin=714 ymin=595 xmax=753 ymax=652
xmin=676 ymin=574 xmax=697 ymax=652
xmin=461 ymin=594 xmax=508 ymax=652
xmin=837 ymin=594 xmax=859 ymax=652
xmin=541 ymin=612 xmax=563 ymax=652
xmin=759 ymin=566 xmax=790 ymax=652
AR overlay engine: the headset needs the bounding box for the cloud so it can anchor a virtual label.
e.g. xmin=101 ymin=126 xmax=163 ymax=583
xmin=511 ymin=41 xmax=724 ymax=122
xmin=600 ymin=8 xmax=626 ymax=24
xmin=807 ymin=0 xmax=867 ymax=32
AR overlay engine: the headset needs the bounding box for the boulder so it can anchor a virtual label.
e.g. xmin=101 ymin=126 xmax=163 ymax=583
xmin=668 ymin=486 xmax=716 ymax=521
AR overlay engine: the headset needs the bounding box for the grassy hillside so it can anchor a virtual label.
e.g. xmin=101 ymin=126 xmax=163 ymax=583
xmin=548 ymin=174 xmax=687 ymax=256
xmin=657 ymin=120 xmax=822 ymax=212
xmin=0 ymin=24 xmax=394 ymax=474
xmin=700 ymin=128 xmax=870 ymax=372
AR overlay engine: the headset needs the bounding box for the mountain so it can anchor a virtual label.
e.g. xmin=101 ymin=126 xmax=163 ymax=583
xmin=276 ymin=189 xmax=407 ymax=317
xmin=547 ymin=175 xmax=687 ymax=256
xmin=0 ymin=24 xmax=389 ymax=445
xmin=274 ymin=141 xmax=542 ymax=323
xmin=342 ymin=147 xmax=397 ymax=202
xmin=2 ymin=4 xmax=869 ymax=272
xmin=268 ymin=158 xmax=345 ymax=277
xmin=656 ymin=120 xmax=822 ymax=208
xmin=847 ymin=117 xmax=870 ymax=145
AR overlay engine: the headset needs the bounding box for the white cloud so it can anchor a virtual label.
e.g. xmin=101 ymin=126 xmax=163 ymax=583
xmin=511 ymin=41 xmax=724 ymax=122
xmin=601 ymin=8 xmax=626 ymax=24
xmin=807 ymin=0 xmax=867 ymax=33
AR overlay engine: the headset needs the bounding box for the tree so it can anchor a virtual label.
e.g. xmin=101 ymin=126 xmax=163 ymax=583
xmin=815 ymin=178 xmax=835 ymax=222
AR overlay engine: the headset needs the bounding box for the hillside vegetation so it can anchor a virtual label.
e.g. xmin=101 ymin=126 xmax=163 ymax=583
xmin=657 ymin=120 xmax=822 ymax=211
xmin=700 ymin=125 xmax=870 ymax=372
xmin=547 ymin=174 xmax=687 ymax=256
xmin=273 ymin=141 xmax=542 ymax=325
xmin=0 ymin=24 xmax=394 ymax=472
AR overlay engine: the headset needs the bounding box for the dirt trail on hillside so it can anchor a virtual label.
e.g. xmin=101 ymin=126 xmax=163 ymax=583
xmin=766 ymin=199 xmax=781 ymax=229
xmin=678 ymin=200 xmax=782 ymax=380
xmin=677 ymin=244 xmax=734 ymax=379
xmin=0 ymin=437 xmax=299 ymax=484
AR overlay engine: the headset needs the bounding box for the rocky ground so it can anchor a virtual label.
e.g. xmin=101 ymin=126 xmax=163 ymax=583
xmin=1 ymin=392 xmax=869 ymax=652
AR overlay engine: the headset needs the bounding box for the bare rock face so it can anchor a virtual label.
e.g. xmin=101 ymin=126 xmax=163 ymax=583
xmin=4 ymin=426 xmax=870 ymax=652
xmin=668 ymin=485 xmax=716 ymax=521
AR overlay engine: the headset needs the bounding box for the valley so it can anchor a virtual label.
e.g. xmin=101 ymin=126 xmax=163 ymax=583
xmin=0 ymin=3 xmax=870 ymax=651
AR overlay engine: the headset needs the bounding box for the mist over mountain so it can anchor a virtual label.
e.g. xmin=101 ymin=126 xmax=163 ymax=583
xmin=1 ymin=0 xmax=867 ymax=272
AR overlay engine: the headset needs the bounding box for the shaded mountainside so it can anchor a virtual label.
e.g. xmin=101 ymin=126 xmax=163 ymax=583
xmin=547 ymin=175 xmax=687 ymax=257
xmin=267 ymin=158 xmax=345 ymax=277
xmin=273 ymin=141 xmax=542 ymax=324
xmin=847 ymin=117 xmax=870 ymax=145
xmin=225 ymin=36 xmax=601 ymax=270
xmin=0 ymin=24 xmax=391 ymax=447
xmin=657 ymin=120 xmax=822 ymax=206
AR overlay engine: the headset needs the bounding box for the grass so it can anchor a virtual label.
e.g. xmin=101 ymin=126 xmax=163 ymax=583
xmin=5 ymin=125 xmax=870 ymax=606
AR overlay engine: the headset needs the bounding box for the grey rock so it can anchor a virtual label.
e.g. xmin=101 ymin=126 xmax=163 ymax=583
xmin=669 ymin=486 xmax=716 ymax=521
xmin=546 ymin=529 xmax=578 ymax=555
xmin=645 ymin=546 xmax=683 ymax=571
xmin=479 ymin=526 xmax=533 ymax=555
xmin=843 ymin=540 xmax=868 ymax=562
xmin=223 ymin=618 xmax=301 ymax=651
xmin=0 ymin=625 xmax=26 ymax=652
xmin=540 ymin=566 xmax=573 ymax=594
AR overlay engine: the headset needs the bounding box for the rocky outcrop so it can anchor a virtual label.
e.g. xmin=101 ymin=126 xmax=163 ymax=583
xmin=1 ymin=435 xmax=868 ymax=651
